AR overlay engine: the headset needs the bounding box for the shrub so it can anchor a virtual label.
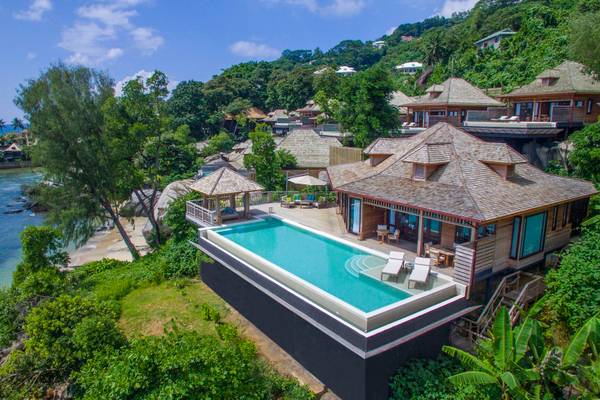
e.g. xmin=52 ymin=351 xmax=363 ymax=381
xmin=159 ymin=238 xmax=200 ymax=278
xmin=163 ymin=192 xmax=198 ymax=241
xmin=76 ymin=330 xmax=314 ymax=399
xmin=23 ymin=295 xmax=120 ymax=376
xmin=200 ymin=302 xmax=222 ymax=323
xmin=389 ymin=355 xmax=490 ymax=400
xmin=0 ymin=288 xmax=20 ymax=348
xmin=13 ymin=226 xmax=68 ymax=285
xmin=543 ymin=223 xmax=600 ymax=332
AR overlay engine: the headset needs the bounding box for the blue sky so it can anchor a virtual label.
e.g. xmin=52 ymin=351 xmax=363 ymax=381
xmin=0 ymin=0 xmax=477 ymax=121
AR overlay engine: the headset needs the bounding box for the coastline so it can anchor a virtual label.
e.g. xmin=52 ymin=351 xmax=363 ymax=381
xmin=68 ymin=216 xmax=151 ymax=266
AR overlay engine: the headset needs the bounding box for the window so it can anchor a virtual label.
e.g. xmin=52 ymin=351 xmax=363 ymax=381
xmin=455 ymin=226 xmax=472 ymax=244
xmin=430 ymin=110 xmax=446 ymax=116
xmin=520 ymin=212 xmax=547 ymax=258
xmin=588 ymin=99 xmax=594 ymax=115
xmin=448 ymin=111 xmax=459 ymax=117
xmin=562 ymin=204 xmax=570 ymax=227
xmin=552 ymin=206 xmax=558 ymax=231
xmin=414 ymin=164 xmax=426 ymax=180
xmin=510 ymin=217 xmax=521 ymax=259
xmin=575 ymin=100 xmax=584 ymax=108
xmin=478 ymin=224 xmax=496 ymax=238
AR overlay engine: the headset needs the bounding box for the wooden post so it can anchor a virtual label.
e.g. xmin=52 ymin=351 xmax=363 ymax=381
xmin=417 ymin=210 xmax=424 ymax=256
xmin=229 ymin=194 xmax=236 ymax=209
xmin=215 ymin=195 xmax=221 ymax=225
xmin=243 ymin=192 xmax=250 ymax=218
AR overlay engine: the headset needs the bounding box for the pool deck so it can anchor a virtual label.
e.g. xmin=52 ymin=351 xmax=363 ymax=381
xmin=247 ymin=203 xmax=454 ymax=280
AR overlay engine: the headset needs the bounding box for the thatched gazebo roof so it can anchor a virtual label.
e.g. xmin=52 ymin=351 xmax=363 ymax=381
xmin=190 ymin=167 xmax=264 ymax=197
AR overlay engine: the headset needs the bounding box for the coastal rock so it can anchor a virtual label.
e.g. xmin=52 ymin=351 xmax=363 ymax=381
xmin=142 ymin=179 xmax=194 ymax=242
xmin=121 ymin=189 xmax=160 ymax=218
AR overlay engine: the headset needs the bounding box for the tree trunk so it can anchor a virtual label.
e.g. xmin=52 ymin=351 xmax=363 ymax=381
xmin=133 ymin=189 xmax=161 ymax=245
xmin=103 ymin=201 xmax=140 ymax=260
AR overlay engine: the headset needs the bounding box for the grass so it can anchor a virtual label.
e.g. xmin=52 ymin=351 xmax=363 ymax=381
xmin=118 ymin=279 xmax=228 ymax=338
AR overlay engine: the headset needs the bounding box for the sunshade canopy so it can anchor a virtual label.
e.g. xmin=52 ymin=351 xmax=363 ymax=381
xmin=288 ymin=175 xmax=328 ymax=186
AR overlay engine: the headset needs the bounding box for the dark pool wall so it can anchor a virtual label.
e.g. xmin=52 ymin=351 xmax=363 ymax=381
xmin=198 ymin=238 xmax=468 ymax=400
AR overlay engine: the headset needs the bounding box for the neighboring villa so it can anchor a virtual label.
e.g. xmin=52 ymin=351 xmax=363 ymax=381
xmin=372 ymin=40 xmax=386 ymax=49
xmin=401 ymin=77 xmax=505 ymax=128
xmin=498 ymin=61 xmax=600 ymax=130
xmin=277 ymin=128 xmax=342 ymax=174
xmin=474 ymin=28 xmax=516 ymax=50
xmin=395 ymin=61 xmax=423 ymax=74
xmin=389 ymin=90 xmax=413 ymax=121
xmin=327 ymin=123 xmax=596 ymax=291
xmin=223 ymin=106 xmax=268 ymax=133
xmin=336 ymin=65 xmax=356 ymax=76
xmin=262 ymin=109 xmax=301 ymax=135
xmin=295 ymin=99 xmax=321 ymax=125
xmin=0 ymin=143 xmax=24 ymax=162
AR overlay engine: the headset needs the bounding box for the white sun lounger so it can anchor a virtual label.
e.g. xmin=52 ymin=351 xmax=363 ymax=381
xmin=408 ymin=257 xmax=431 ymax=288
xmin=389 ymin=251 xmax=405 ymax=261
xmin=381 ymin=259 xmax=404 ymax=282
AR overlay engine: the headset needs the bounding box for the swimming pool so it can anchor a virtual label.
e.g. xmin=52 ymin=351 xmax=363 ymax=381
xmin=215 ymin=217 xmax=410 ymax=312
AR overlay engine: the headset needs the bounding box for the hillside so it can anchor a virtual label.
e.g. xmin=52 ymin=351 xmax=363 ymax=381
xmin=168 ymin=0 xmax=599 ymax=139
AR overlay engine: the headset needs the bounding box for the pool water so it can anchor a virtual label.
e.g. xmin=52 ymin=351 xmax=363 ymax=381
xmin=215 ymin=218 xmax=411 ymax=312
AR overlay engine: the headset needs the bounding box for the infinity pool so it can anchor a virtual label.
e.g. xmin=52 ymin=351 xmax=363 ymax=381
xmin=215 ymin=218 xmax=411 ymax=312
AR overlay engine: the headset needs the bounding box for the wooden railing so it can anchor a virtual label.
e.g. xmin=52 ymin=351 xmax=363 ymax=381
xmin=185 ymin=201 xmax=216 ymax=226
xmin=248 ymin=191 xmax=300 ymax=206
xmin=457 ymin=271 xmax=545 ymax=342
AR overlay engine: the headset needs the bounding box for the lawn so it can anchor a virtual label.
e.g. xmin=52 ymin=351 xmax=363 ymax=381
xmin=119 ymin=279 xmax=229 ymax=338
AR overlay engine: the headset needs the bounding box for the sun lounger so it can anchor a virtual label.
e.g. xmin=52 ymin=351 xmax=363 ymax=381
xmin=389 ymin=251 xmax=405 ymax=261
xmin=408 ymin=257 xmax=431 ymax=288
xmin=499 ymin=116 xmax=509 ymax=121
xmin=508 ymin=116 xmax=520 ymax=122
xmin=381 ymin=258 xmax=404 ymax=282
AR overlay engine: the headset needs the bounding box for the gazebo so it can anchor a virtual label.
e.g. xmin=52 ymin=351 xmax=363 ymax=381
xmin=189 ymin=167 xmax=264 ymax=225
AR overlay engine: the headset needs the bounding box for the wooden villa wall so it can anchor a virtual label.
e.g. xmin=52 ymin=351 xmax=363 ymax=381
xmin=329 ymin=146 xmax=363 ymax=166
xmin=359 ymin=203 xmax=386 ymax=240
xmin=505 ymin=94 xmax=600 ymax=124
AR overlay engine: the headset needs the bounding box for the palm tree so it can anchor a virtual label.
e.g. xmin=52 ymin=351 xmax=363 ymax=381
xmin=443 ymin=307 xmax=543 ymax=399
xmin=12 ymin=117 xmax=25 ymax=131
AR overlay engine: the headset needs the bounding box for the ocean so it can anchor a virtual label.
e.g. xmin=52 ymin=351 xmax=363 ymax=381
xmin=0 ymin=169 xmax=43 ymax=286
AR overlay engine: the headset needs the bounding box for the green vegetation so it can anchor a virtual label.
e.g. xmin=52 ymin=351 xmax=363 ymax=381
xmin=202 ymin=130 xmax=235 ymax=156
xmin=244 ymin=125 xmax=286 ymax=190
xmin=0 ymin=209 xmax=313 ymax=399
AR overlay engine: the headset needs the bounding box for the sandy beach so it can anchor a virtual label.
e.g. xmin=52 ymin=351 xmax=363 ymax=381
xmin=68 ymin=217 xmax=151 ymax=266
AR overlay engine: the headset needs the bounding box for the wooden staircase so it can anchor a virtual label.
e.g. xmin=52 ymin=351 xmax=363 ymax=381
xmin=455 ymin=271 xmax=545 ymax=343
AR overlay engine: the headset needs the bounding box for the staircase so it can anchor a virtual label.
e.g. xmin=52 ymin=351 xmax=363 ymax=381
xmin=455 ymin=271 xmax=545 ymax=343
xmin=344 ymin=255 xmax=385 ymax=278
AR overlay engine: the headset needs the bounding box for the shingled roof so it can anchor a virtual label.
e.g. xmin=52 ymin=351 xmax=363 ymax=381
xmin=503 ymin=61 xmax=600 ymax=98
xmin=327 ymin=123 xmax=596 ymax=222
xmin=401 ymin=77 xmax=505 ymax=108
xmin=389 ymin=91 xmax=413 ymax=115
xmin=190 ymin=167 xmax=264 ymax=196
xmin=277 ymin=129 xmax=342 ymax=169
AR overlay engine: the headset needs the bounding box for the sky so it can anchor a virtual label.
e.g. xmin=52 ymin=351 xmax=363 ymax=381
xmin=0 ymin=0 xmax=478 ymax=121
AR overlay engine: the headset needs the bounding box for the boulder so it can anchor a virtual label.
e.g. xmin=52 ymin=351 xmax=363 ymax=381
xmin=142 ymin=179 xmax=195 ymax=242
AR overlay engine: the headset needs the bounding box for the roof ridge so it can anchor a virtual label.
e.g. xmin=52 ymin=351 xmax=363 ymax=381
xmin=454 ymin=156 xmax=486 ymax=221
xmin=211 ymin=167 xmax=226 ymax=196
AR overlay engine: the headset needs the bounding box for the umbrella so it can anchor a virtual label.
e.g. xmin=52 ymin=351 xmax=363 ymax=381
xmin=288 ymin=175 xmax=328 ymax=187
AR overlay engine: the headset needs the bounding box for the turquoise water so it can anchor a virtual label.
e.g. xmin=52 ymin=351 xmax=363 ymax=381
xmin=0 ymin=169 xmax=43 ymax=286
xmin=216 ymin=218 xmax=411 ymax=312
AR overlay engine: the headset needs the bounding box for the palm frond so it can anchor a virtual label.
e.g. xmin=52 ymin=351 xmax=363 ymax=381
xmin=492 ymin=307 xmax=513 ymax=370
xmin=442 ymin=345 xmax=495 ymax=374
xmin=563 ymin=317 xmax=599 ymax=367
xmin=448 ymin=371 xmax=497 ymax=386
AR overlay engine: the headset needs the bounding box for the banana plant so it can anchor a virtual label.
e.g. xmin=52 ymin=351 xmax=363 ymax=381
xmin=443 ymin=307 xmax=543 ymax=400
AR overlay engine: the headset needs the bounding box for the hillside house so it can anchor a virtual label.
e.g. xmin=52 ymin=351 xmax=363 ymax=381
xmin=395 ymin=61 xmax=423 ymax=74
xmin=336 ymin=66 xmax=356 ymax=76
xmin=499 ymin=61 xmax=600 ymax=131
xmin=475 ymin=29 xmax=516 ymax=50
xmin=401 ymin=78 xmax=505 ymax=128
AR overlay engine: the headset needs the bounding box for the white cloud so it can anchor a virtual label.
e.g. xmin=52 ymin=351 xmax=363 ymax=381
xmin=131 ymin=27 xmax=165 ymax=55
xmin=438 ymin=0 xmax=477 ymax=17
xmin=386 ymin=26 xmax=397 ymax=36
xmin=261 ymin=0 xmax=365 ymax=17
xmin=14 ymin=0 xmax=52 ymax=21
xmin=26 ymin=52 xmax=37 ymax=60
xmin=229 ymin=41 xmax=281 ymax=59
xmin=60 ymin=0 xmax=163 ymax=65
xmin=114 ymin=70 xmax=178 ymax=97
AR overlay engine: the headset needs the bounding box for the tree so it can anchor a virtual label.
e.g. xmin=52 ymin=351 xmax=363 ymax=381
xmin=570 ymin=12 xmax=600 ymax=77
xmin=328 ymin=66 xmax=399 ymax=148
xmin=568 ymin=122 xmax=600 ymax=182
xmin=15 ymin=64 xmax=141 ymax=258
xmin=11 ymin=117 xmax=25 ymax=131
xmin=167 ymin=80 xmax=209 ymax=138
xmin=202 ymin=131 xmax=234 ymax=156
xmin=13 ymin=226 xmax=68 ymax=285
xmin=0 ymin=119 xmax=5 ymax=132
xmin=266 ymin=67 xmax=315 ymax=111
xmin=244 ymin=125 xmax=284 ymax=190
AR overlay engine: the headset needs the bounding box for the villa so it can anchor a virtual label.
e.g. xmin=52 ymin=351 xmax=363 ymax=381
xmin=401 ymin=77 xmax=505 ymax=129
xmin=277 ymin=128 xmax=342 ymax=174
xmin=327 ymin=123 xmax=596 ymax=293
xmin=498 ymin=61 xmax=600 ymax=130
xmin=336 ymin=65 xmax=357 ymax=76
xmin=474 ymin=28 xmax=516 ymax=51
xmin=395 ymin=61 xmax=423 ymax=74
xmin=295 ymin=100 xmax=321 ymax=125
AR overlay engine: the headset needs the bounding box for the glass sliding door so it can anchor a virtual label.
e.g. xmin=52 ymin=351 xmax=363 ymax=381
xmin=349 ymin=198 xmax=361 ymax=235
xmin=520 ymin=212 xmax=547 ymax=258
xmin=399 ymin=213 xmax=419 ymax=242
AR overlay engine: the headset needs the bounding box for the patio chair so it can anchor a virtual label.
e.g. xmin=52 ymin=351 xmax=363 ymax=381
xmin=408 ymin=257 xmax=431 ymax=288
xmin=292 ymin=193 xmax=302 ymax=204
xmin=280 ymin=196 xmax=295 ymax=208
xmin=389 ymin=227 xmax=400 ymax=243
xmin=381 ymin=258 xmax=404 ymax=282
xmin=376 ymin=224 xmax=389 ymax=243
